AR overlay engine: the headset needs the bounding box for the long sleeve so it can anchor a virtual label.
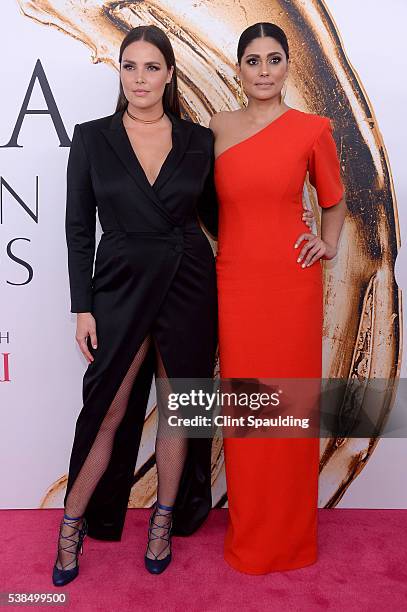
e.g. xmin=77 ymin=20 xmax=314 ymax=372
xmin=197 ymin=131 xmax=218 ymax=240
xmin=65 ymin=124 xmax=97 ymax=313
xmin=308 ymin=117 xmax=344 ymax=208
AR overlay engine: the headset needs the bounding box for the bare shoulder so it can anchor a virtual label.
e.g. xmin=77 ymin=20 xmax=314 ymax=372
xmin=209 ymin=110 xmax=242 ymax=135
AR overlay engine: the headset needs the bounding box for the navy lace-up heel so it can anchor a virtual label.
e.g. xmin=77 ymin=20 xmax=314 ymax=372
xmin=52 ymin=513 xmax=88 ymax=586
xmin=144 ymin=502 xmax=173 ymax=574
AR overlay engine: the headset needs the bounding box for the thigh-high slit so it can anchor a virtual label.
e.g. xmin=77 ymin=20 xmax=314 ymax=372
xmin=64 ymin=336 xmax=153 ymax=519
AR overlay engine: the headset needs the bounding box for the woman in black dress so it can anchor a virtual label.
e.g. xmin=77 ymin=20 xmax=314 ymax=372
xmin=52 ymin=25 xmax=218 ymax=585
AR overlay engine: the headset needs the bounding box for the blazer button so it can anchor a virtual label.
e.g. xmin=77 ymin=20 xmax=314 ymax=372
xmin=175 ymin=244 xmax=183 ymax=253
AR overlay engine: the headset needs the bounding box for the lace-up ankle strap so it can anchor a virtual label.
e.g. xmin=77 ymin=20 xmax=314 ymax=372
xmin=63 ymin=513 xmax=83 ymax=521
xmin=146 ymin=503 xmax=174 ymax=561
xmin=156 ymin=502 xmax=174 ymax=512
xmin=56 ymin=515 xmax=88 ymax=571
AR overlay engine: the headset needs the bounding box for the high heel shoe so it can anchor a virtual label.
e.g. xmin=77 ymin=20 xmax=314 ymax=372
xmin=52 ymin=513 xmax=88 ymax=587
xmin=144 ymin=502 xmax=173 ymax=574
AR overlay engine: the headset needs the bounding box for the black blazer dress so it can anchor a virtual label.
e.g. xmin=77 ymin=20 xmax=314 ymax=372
xmin=63 ymin=109 xmax=218 ymax=540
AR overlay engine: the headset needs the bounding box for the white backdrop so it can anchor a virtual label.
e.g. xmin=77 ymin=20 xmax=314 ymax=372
xmin=0 ymin=0 xmax=406 ymax=508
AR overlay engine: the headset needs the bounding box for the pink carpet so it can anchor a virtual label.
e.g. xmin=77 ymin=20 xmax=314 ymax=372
xmin=1 ymin=509 xmax=406 ymax=611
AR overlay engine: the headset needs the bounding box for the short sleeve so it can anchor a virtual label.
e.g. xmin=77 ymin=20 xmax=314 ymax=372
xmin=308 ymin=118 xmax=344 ymax=208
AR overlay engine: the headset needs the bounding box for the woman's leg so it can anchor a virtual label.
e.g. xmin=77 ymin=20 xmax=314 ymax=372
xmin=56 ymin=336 xmax=152 ymax=570
xmin=145 ymin=342 xmax=188 ymax=560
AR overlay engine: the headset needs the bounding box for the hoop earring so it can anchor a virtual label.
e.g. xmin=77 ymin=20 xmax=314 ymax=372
xmin=237 ymin=79 xmax=246 ymax=107
xmin=280 ymin=81 xmax=288 ymax=104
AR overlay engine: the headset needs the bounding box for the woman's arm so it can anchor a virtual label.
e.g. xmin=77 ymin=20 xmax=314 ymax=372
xmin=65 ymin=123 xmax=97 ymax=313
xmin=295 ymin=196 xmax=347 ymax=267
xmin=320 ymin=196 xmax=347 ymax=259
xmin=65 ymin=123 xmax=98 ymax=363
xmin=196 ymin=129 xmax=218 ymax=240
xmin=296 ymin=118 xmax=347 ymax=267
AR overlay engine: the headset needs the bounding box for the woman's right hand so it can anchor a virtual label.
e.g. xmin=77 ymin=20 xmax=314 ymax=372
xmin=76 ymin=312 xmax=98 ymax=363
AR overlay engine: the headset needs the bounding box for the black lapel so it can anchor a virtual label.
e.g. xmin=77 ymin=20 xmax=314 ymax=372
xmin=100 ymin=110 xmax=171 ymax=219
xmin=101 ymin=111 xmax=193 ymax=223
xmin=153 ymin=113 xmax=194 ymax=193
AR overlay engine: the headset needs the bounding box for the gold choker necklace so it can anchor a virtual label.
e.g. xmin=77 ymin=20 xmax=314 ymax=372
xmin=126 ymin=108 xmax=164 ymax=124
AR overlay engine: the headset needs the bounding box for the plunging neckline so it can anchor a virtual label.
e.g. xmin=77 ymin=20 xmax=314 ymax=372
xmin=215 ymin=108 xmax=295 ymax=163
xmin=121 ymin=114 xmax=174 ymax=189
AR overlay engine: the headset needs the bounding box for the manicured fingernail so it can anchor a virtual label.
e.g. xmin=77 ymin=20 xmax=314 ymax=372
xmin=302 ymin=263 xmax=306 ymax=268
xmin=294 ymin=244 xmax=298 ymax=248
xmin=297 ymin=257 xmax=301 ymax=262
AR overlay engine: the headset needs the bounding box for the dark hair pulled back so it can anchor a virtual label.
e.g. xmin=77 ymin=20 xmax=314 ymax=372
xmin=237 ymin=22 xmax=289 ymax=64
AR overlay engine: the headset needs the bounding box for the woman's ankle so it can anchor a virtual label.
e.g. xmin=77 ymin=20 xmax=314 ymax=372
xmin=63 ymin=512 xmax=83 ymax=521
xmin=156 ymin=502 xmax=174 ymax=512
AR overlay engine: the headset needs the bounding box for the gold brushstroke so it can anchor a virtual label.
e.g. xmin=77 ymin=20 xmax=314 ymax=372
xmin=21 ymin=0 xmax=400 ymax=509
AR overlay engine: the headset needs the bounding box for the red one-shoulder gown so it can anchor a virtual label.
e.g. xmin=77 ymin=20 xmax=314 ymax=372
xmin=214 ymin=109 xmax=344 ymax=574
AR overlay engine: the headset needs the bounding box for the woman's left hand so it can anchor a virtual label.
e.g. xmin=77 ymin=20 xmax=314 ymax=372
xmin=294 ymin=233 xmax=337 ymax=267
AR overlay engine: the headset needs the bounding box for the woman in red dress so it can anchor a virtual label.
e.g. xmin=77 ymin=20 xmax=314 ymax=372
xmin=211 ymin=22 xmax=347 ymax=574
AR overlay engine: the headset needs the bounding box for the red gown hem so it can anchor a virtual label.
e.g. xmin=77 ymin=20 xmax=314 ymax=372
xmin=223 ymin=550 xmax=318 ymax=575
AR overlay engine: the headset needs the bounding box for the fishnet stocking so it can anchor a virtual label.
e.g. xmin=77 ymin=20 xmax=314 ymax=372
xmin=147 ymin=346 xmax=188 ymax=559
xmin=56 ymin=336 xmax=151 ymax=570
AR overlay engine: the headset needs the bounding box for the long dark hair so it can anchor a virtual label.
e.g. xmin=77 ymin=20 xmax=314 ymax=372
xmin=115 ymin=25 xmax=181 ymax=117
xmin=237 ymin=22 xmax=289 ymax=64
